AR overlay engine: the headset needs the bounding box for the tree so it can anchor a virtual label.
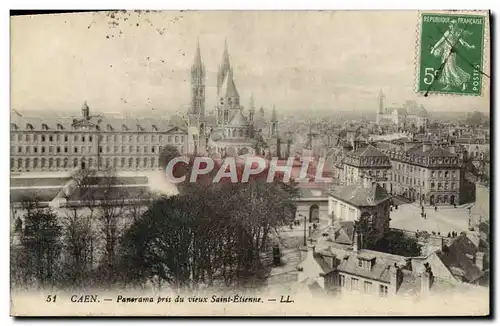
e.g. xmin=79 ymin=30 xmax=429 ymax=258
xmin=20 ymin=206 xmax=62 ymax=288
xmin=372 ymin=230 xmax=422 ymax=257
xmin=118 ymin=178 xmax=297 ymax=290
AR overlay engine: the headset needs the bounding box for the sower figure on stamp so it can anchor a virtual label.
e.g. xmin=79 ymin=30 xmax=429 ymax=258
xmin=430 ymin=19 xmax=476 ymax=91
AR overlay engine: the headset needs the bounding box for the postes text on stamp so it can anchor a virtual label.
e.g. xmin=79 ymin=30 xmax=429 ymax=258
xmin=418 ymin=13 xmax=485 ymax=95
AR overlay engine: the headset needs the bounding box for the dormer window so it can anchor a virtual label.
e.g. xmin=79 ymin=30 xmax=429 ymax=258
xmin=106 ymin=124 xmax=113 ymax=131
xmin=122 ymin=124 xmax=128 ymax=131
xmin=10 ymin=123 xmax=18 ymax=130
xmin=357 ymin=257 xmax=376 ymax=270
xmin=152 ymin=125 xmax=158 ymax=131
xmin=56 ymin=123 xmax=64 ymax=130
xmin=42 ymin=123 xmax=49 ymax=130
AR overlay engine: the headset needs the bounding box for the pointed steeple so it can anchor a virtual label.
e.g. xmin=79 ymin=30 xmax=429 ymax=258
xmin=192 ymin=37 xmax=203 ymax=69
xmin=249 ymin=94 xmax=255 ymax=111
xmin=217 ymin=38 xmax=232 ymax=94
xmin=249 ymin=94 xmax=255 ymax=122
xmin=190 ymin=38 xmax=205 ymax=116
xmin=220 ymin=68 xmax=239 ymax=98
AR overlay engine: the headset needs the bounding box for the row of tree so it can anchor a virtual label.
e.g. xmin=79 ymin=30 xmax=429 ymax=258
xmin=11 ymin=146 xmax=299 ymax=291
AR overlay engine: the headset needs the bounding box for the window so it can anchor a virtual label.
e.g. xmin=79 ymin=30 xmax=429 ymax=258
xmin=129 ymin=135 xmax=132 ymax=141
xmin=89 ymin=136 xmax=93 ymax=142
xmin=136 ymin=157 xmax=140 ymax=167
xmin=34 ymin=147 xmax=38 ymax=153
xmin=379 ymin=285 xmax=388 ymax=297
xmin=168 ymin=136 xmax=173 ymax=143
xmin=48 ymin=147 xmax=53 ymax=153
xmin=74 ymin=135 xmax=78 ymax=141
xmin=64 ymin=135 xmax=68 ymax=142
xmin=144 ymin=146 xmax=148 ymax=153
xmin=57 ymin=147 xmax=61 ymax=153
xmin=339 ymin=275 xmax=346 ymax=287
xmin=41 ymin=147 xmax=46 ymax=153
xmin=74 ymin=147 xmax=78 ymax=153
xmin=152 ymin=135 xmax=155 ymax=141
xmin=121 ymin=157 xmax=125 ymax=168
xmin=151 ymin=146 xmax=155 ymax=153
xmin=82 ymin=135 xmax=85 ymax=142
xmin=128 ymin=158 xmax=133 ymax=168
xmin=64 ymin=147 xmax=68 ymax=153
xmin=431 ymin=182 xmax=435 ymax=189
xmin=175 ymin=136 xmax=179 ymax=143
xmin=364 ymin=281 xmax=372 ymax=293
xmin=136 ymin=146 xmax=140 ymax=153
xmin=18 ymin=147 xmax=22 ymax=153
xmin=34 ymin=134 xmax=38 ymax=141
xmin=41 ymin=135 xmax=46 ymax=142
xmin=49 ymin=135 xmax=53 ymax=142
xmin=351 ymin=278 xmax=359 ymax=291
xmin=99 ymin=146 xmax=103 ymax=153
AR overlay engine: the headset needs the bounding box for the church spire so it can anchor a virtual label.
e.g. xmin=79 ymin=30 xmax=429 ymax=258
xmin=217 ymin=38 xmax=232 ymax=94
xmin=190 ymin=38 xmax=206 ymax=116
xmin=192 ymin=37 xmax=203 ymax=69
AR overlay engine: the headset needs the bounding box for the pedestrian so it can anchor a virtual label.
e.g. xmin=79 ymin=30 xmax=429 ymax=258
xmin=447 ymin=232 xmax=451 ymax=238
xmin=434 ymin=206 xmax=438 ymax=211
xmin=438 ymin=232 xmax=440 ymax=236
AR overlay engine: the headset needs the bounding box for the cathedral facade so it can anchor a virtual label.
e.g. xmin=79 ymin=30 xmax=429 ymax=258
xmin=187 ymin=40 xmax=279 ymax=157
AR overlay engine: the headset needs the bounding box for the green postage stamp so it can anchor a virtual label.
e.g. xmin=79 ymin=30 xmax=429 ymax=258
xmin=417 ymin=13 xmax=486 ymax=95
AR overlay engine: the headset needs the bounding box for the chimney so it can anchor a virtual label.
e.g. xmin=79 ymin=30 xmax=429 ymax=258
xmin=420 ymin=271 xmax=431 ymax=296
xmin=475 ymin=252 xmax=485 ymax=271
xmin=353 ymin=230 xmax=360 ymax=252
xmin=389 ymin=264 xmax=398 ymax=293
xmin=422 ymin=143 xmax=431 ymax=152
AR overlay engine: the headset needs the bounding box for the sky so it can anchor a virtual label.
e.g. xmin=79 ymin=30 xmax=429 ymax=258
xmin=11 ymin=10 xmax=490 ymax=116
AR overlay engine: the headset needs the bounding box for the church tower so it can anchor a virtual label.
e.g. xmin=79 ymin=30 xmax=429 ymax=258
xmin=270 ymin=105 xmax=278 ymax=137
xmin=216 ymin=40 xmax=240 ymax=125
xmin=217 ymin=39 xmax=231 ymax=96
xmin=376 ymin=89 xmax=384 ymax=125
xmin=190 ymin=38 xmax=205 ymax=116
xmin=249 ymin=94 xmax=255 ymax=122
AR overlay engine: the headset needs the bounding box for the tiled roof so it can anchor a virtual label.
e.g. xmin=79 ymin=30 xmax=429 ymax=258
xmin=406 ymin=144 xmax=457 ymax=158
xmin=334 ymin=247 xmax=407 ymax=283
xmin=334 ymin=221 xmax=354 ymax=245
xmin=228 ymin=110 xmax=248 ymax=126
xmin=329 ymin=183 xmax=391 ymax=207
xmin=350 ymin=145 xmax=389 ymax=158
xmin=436 ymin=236 xmax=483 ymax=283
xmin=10 ymin=114 xmax=185 ymax=133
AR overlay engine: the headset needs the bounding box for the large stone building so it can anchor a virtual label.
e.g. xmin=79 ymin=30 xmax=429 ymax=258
xmin=382 ymin=143 xmax=462 ymax=206
xmin=10 ymin=102 xmax=190 ymax=172
xmin=341 ymin=143 xmax=392 ymax=192
xmin=187 ymin=40 xmax=279 ymax=156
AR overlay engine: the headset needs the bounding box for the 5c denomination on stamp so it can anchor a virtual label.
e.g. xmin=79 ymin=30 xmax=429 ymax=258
xmin=418 ymin=13 xmax=486 ymax=95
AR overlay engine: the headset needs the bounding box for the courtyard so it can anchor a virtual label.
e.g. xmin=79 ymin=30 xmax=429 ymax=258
xmin=389 ymin=202 xmax=476 ymax=235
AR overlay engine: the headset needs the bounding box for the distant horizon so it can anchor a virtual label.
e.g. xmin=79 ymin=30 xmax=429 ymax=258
xmin=11 ymin=11 xmax=490 ymax=114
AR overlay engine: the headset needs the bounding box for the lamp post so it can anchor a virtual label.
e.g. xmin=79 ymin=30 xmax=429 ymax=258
xmin=299 ymin=214 xmax=307 ymax=246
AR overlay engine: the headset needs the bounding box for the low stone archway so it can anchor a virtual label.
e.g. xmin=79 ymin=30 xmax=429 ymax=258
xmin=309 ymin=204 xmax=320 ymax=223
